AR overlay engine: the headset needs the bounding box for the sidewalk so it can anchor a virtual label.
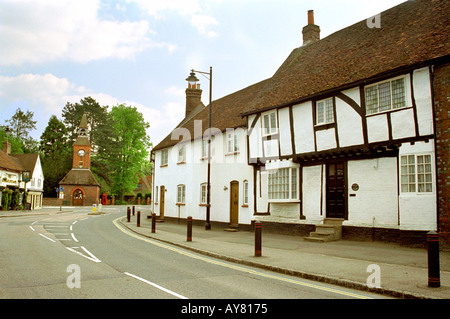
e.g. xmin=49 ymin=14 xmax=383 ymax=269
xmin=120 ymin=213 xmax=449 ymax=299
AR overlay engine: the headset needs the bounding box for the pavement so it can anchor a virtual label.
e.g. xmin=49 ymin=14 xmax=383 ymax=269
xmin=2 ymin=206 xmax=449 ymax=299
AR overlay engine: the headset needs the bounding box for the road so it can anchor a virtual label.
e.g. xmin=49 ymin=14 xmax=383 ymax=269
xmin=0 ymin=207 xmax=389 ymax=303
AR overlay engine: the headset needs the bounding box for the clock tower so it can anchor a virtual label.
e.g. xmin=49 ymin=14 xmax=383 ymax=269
xmin=72 ymin=114 xmax=91 ymax=169
xmin=59 ymin=113 xmax=100 ymax=206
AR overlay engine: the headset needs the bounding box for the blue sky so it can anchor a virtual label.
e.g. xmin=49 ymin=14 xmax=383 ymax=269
xmin=0 ymin=0 xmax=405 ymax=146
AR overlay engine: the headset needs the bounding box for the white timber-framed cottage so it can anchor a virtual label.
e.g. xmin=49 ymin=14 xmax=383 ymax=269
xmin=152 ymin=0 xmax=449 ymax=247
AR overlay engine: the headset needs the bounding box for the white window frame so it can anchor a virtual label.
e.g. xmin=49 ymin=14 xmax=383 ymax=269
xmin=177 ymin=144 xmax=186 ymax=163
xmin=242 ymin=180 xmax=249 ymax=205
xmin=400 ymin=153 xmax=433 ymax=194
xmin=177 ymin=184 xmax=186 ymax=204
xmin=160 ymin=149 xmax=168 ymax=166
xmin=365 ymin=75 xmax=408 ymax=115
xmin=226 ymin=130 xmax=240 ymax=154
xmin=262 ymin=111 xmax=278 ymax=136
xmin=267 ymin=167 xmax=299 ymax=202
xmin=200 ymin=183 xmax=207 ymax=204
xmin=316 ymin=97 xmax=334 ymax=125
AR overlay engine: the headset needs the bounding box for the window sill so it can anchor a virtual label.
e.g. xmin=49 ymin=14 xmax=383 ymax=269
xmin=177 ymin=161 xmax=186 ymax=165
xmin=176 ymin=203 xmax=185 ymax=206
xmin=268 ymin=200 xmax=301 ymax=203
xmin=200 ymin=157 xmax=212 ymax=161
xmin=160 ymin=164 xmax=168 ymax=167
xmin=241 ymin=204 xmax=248 ymax=208
xmin=199 ymin=203 xmax=207 ymax=207
xmin=225 ymin=151 xmax=240 ymax=156
xmin=366 ymin=105 xmax=412 ymax=117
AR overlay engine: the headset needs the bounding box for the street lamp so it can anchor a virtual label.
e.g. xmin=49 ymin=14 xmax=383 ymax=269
xmin=187 ymin=67 xmax=213 ymax=230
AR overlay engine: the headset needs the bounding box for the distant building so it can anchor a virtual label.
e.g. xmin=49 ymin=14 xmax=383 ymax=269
xmin=59 ymin=114 xmax=100 ymax=206
xmin=1 ymin=140 xmax=44 ymax=210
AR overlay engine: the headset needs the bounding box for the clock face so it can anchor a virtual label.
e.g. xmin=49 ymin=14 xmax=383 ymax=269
xmin=78 ymin=149 xmax=85 ymax=157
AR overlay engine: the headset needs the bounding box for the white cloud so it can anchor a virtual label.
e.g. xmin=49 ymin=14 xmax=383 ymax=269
xmin=190 ymin=14 xmax=218 ymax=37
xmin=0 ymin=0 xmax=173 ymax=66
xmin=0 ymin=73 xmax=184 ymax=145
xmin=129 ymin=0 xmax=218 ymax=37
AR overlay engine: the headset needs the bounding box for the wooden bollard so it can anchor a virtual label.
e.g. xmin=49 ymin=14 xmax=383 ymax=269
xmin=427 ymin=231 xmax=440 ymax=288
xmin=127 ymin=207 xmax=130 ymax=222
xmin=137 ymin=211 xmax=141 ymax=227
xmin=255 ymin=221 xmax=262 ymax=257
xmin=187 ymin=216 xmax=192 ymax=242
xmin=152 ymin=213 xmax=156 ymax=233
xmin=132 ymin=206 xmax=135 ymax=216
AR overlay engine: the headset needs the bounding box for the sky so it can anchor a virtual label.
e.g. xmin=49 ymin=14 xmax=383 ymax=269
xmin=0 ymin=0 xmax=406 ymax=147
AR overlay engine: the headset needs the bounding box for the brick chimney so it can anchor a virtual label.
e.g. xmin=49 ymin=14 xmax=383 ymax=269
xmin=185 ymin=72 xmax=203 ymax=118
xmin=302 ymin=10 xmax=320 ymax=45
xmin=2 ymin=140 xmax=11 ymax=154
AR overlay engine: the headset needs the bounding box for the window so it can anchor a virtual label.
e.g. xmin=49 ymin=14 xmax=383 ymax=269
xmin=316 ymin=98 xmax=334 ymax=125
xmin=262 ymin=111 xmax=277 ymax=136
xmin=177 ymin=145 xmax=186 ymax=163
xmin=160 ymin=149 xmax=168 ymax=166
xmin=200 ymin=183 xmax=207 ymax=204
xmin=201 ymin=136 xmax=215 ymax=159
xmin=401 ymin=154 xmax=433 ymax=193
xmin=226 ymin=131 xmax=239 ymax=153
xmin=365 ymin=77 xmax=406 ymax=115
xmin=243 ymin=180 xmax=249 ymax=205
xmin=268 ymin=167 xmax=298 ymax=201
xmin=177 ymin=184 xmax=186 ymax=204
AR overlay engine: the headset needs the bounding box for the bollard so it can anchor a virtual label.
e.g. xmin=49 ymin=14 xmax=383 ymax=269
xmin=137 ymin=211 xmax=141 ymax=227
xmin=427 ymin=231 xmax=440 ymax=288
xmin=127 ymin=207 xmax=131 ymax=222
xmin=255 ymin=221 xmax=262 ymax=257
xmin=132 ymin=206 xmax=135 ymax=216
xmin=187 ymin=216 xmax=192 ymax=242
xmin=152 ymin=213 xmax=156 ymax=233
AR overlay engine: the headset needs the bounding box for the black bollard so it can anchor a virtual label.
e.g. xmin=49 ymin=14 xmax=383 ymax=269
xmin=187 ymin=216 xmax=192 ymax=242
xmin=255 ymin=221 xmax=262 ymax=257
xmin=132 ymin=206 xmax=135 ymax=216
xmin=427 ymin=231 xmax=440 ymax=288
xmin=127 ymin=207 xmax=130 ymax=222
xmin=137 ymin=211 xmax=141 ymax=227
xmin=152 ymin=213 xmax=156 ymax=233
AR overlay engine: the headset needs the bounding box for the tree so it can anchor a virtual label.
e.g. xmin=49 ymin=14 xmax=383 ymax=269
xmin=39 ymin=116 xmax=72 ymax=197
xmin=5 ymin=108 xmax=37 ymax=152
xmin=109 ymin=104 xmax=151 ymax=201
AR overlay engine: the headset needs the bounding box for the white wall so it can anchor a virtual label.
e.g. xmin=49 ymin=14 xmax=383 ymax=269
xmin=154 ymin=129 xmax=254 ymax=225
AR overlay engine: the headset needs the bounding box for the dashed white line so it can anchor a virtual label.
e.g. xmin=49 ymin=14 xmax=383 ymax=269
xmin=124 ymin=272 xmax=188 ymax=299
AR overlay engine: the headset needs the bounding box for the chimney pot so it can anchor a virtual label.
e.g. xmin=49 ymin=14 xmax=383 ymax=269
xmin=307 ymin=10 xmax=314 ymax=24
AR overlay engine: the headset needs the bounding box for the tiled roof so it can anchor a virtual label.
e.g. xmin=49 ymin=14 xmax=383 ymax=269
xmin=243 ymin=0 xmax=450 ymax=114
xmin=0 ymin=150 xmax=24 ymax=172
xmin=153 ymin=79 xmax=270 ymax=151
xmin=10 ymin=153 xmax=39 ymax=173
xmin=59 ymin=168 xmax=100 ymax=186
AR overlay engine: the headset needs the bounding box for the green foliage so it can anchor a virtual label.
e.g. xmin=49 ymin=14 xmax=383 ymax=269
xmin=4 ymin=108 xmax=38 ymax=152
xmin=39 ymin=115 xmax=72 ymax=197
xmin=1 ymin=189 xmax=12 ymax=210
xmin=109 ymin=104 xmax=151 ymax=201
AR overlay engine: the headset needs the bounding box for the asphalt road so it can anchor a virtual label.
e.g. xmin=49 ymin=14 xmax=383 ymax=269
xmin=0 ymin=207 xmax=389 ymax=302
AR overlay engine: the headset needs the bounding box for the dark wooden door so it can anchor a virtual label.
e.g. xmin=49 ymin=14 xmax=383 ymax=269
xmin=160 ymin=186 xmax=165 ymax=218
xmin=230 ymin=181 xmax=239 ymax=227
xmin=326 ymin=162 xmax=346 ymax=219
xmin=73 ymin=189 xmax=84 ymax=206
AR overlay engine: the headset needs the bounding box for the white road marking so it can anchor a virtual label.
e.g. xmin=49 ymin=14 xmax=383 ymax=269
xmin=71 ymin=233 xmax=79 ymax=242
xmin=124 ymin=272 xmax=188 ymax=299
xmin=29 ymin=226 xmax=35 ymax=231
xmin=66 ymin=246 xmax=101 ymax=263
xmin=39 ymin=233 xmax=56 ymax=242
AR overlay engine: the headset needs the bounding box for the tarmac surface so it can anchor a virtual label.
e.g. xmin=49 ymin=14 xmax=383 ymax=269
xmin=2 ymin=206 xmax=449 ymax=299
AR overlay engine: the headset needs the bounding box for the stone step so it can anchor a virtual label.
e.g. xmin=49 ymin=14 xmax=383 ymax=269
xmin=323 ymin=218 xmax=344 ymax=226
xmin=304 ymin=236 xmax=328 ymax=243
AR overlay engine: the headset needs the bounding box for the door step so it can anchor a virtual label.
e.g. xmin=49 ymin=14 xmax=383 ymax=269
xmin=304 ymin=218 xmax=344 ymax=243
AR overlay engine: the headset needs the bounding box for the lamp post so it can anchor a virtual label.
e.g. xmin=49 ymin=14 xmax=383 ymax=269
xmin=186 ymin=67 xmax=213 ymax=230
